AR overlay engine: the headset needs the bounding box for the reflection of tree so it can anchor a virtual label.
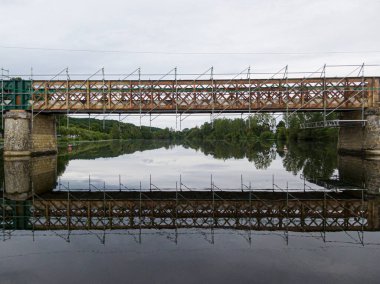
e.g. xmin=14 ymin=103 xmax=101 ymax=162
xmin=56 ymin=140 xmax=174 ymax=176
xmin=247 ymin=144 xmax=276 ymax=170
xmin=183 ymin=140 xmax=276 ymax=169
xmin=54 ymin=139 xmax=338 ymax=181
xmin=281 ymin=141 xmax=337 ymax=179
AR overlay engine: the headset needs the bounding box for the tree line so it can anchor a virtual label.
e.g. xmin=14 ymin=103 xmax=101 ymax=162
xmin=56 ymin=112 xmax=338 ymax=142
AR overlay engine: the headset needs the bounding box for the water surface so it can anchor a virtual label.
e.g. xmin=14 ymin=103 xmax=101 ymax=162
xmin=1 ymin=139 xmax=379 ymax=284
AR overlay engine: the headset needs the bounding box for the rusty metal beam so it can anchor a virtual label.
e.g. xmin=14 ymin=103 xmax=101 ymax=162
xmin=27 ymin=77 xmax=379 ymax=113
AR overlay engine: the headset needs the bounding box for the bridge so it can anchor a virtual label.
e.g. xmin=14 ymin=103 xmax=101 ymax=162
xmin=2 ymin=190 xmax=379 ymax=232
xmin=2 ymin=77 xmax=379 ymax=113
xmin=1 ymin=74 xmax=380 ymax=156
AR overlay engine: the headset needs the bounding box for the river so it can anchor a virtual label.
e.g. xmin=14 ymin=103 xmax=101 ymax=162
xmin=0 ymin=139 xmax=379 ymax=283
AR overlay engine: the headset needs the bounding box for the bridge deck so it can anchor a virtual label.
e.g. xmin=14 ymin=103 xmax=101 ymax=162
xmin=2 ymin=76 xmax=379 ymax=113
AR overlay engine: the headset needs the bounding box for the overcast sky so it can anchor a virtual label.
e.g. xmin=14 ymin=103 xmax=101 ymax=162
xmin=1 ymin=0 xmax=380 ymax=128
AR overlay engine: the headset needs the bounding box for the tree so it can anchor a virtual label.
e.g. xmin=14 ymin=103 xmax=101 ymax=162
xmin=110 ymin=123 xmax=120 ymax=139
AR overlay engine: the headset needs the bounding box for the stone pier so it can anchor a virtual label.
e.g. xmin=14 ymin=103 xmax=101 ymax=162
xmin=4 ymin=110 xmax=57 ymax=156
xmin=338 ymin=109 xmax=380 ymax=155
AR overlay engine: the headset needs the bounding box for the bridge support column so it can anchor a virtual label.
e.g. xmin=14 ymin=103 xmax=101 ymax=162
xmin=338 ymin=109 xmax=380 ymax=155
xmin=4 ymin=110 xmax=57 ymax=156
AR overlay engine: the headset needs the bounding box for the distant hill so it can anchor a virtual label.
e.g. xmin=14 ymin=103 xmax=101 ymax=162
xmin=56 ymin=115 xmax=175 ymax=141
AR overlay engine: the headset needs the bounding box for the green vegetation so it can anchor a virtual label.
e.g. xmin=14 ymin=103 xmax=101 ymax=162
xmin=57 ymin=116 xmax=175 ymax=141
xmin=56 ymin=112 xmax=339 ymax=143
xmin=57 ymin=140 xmax=173 ymax=176
xmin=275 ymin=112 xmax=339 ymax=142
xmin=180 ymin=114 xmax=274 ymax=142
xmin=278 ymin=140 xmax=338 ymax=180
xmin=183 ymin=139 xmax=276 ymax=169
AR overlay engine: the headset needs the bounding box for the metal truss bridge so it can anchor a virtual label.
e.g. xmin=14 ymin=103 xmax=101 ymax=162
xmin=2 ymin=75 xmax=379 ymax=114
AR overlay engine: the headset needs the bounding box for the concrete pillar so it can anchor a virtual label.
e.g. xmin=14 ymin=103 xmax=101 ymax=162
xmin=338 ymin=109 xmax=380 ymax=155
xmin=363 ymin=109 xmax=380 ymax=155
xmin=4 ymin=110 xmax=57 ymax=156
xmin=3 ymin=110 xmax=31 ymax=156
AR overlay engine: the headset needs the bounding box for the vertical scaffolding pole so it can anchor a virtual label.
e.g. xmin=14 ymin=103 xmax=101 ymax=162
xmin=361 ymin=63 xmax=365 ymax=121
xmin=285 ymin=181 xmax=289 ymax=245
xmin=249 ymin=181 xmax=252 ymax=244
xmin=66 ymin=68 xmax=70 ymax=128
xmin=175 ymin=67 xmax=178 ymax=131
xmin=139 ymin=181 xmax=142 ymax=244
xmin=360 ymin=187 xmax=364 ymax=246
xmin=284 ymin=66 xmax=289 ymax=129
xmin=175 ymin=180 xmax=178 ymax=244
xmin=30 ymin=67 xmax=34 ymax=129
xmin=248 ymin=66 xmax=251 ymax=128
xmin=322 ymin=64 xmax=327 ymax=126
xmin=102 ymin=67 xmax=105 ymax=130
xmin=322 ymin=190 xmax=326 ymax=242
xmin=67 ymin=185 xmax=70 ymax=241
xmin=149 ymin=174 xmax=152 ymax=192
xmin=179 ymin=113 xmax=182 ymax=130
xmin=102 ymin=181 xmax=106 ymax=244
xmin=118 ymin=113 xmax=121 ymax=134
xmin=2 ymin=180 xmax=5 ymax=241
xmin=240 ymin=174 xmax=243 ymax=192
xmin=119 ymin=174 xmax=121 ymax=191
xmin=1 ymin=68 xmax=9 ymax=131
xmin=32 ymin=180 xmax=35 ymax=241
xmin=210 ymin=67 xmax=214 ymax=128
xmin=138 ymin=68 xmax=142 ymax=129
xmin=211 ymin=174 xmax=215 ymax=245
xmin=303 ymin=175 xmax=306 ymax=193
xmin=1 ymin=68 xmax=4 ymax=131
xmin=179 ymin=174 xmax=182 ymax=192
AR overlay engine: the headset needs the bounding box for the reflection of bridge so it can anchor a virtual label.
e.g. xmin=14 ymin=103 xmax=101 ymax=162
xmin=2 ymin=152 xmax=380 ymax=232
xmin=2 ymin=191 xmax=379 ymax=232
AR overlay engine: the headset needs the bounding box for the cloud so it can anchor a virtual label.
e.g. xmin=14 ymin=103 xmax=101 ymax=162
xmin=1 ymin=0 xmax=379 ymax=127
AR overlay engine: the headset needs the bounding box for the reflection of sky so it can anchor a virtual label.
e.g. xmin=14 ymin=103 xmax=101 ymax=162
xmin=0 ymin=230 xmax=379 ymax=283
xmin=56 ymin=145 xmax=322 ymax=191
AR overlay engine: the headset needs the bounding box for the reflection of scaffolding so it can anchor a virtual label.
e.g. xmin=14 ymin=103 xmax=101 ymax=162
xmin=3 ymin=65 xmax=379 ymax=115
xmin=272 ymin=180 xmax=367 ymax=245
xmin=0 ymin=190 xmax=373 ymax=230
xmin=1 ymin=188 xmax=378 ymax=247
xmin=1 ymin=168 xmax=378 ymax=246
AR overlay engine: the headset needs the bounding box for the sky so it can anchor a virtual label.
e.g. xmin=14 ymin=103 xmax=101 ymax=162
xmin=1 ymin=0 xmax=380 ymax=129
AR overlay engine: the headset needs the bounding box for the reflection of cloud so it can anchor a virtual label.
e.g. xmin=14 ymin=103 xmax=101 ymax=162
xmin=57 ymin=144 xmax=324 ymax=190
xmin=142 ymin=159 xmax=154 ymax=164
xmin=196 ymin=163 xmax=228 ymax=169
